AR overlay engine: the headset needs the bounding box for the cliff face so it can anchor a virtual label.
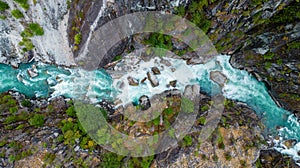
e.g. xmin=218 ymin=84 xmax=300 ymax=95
xmin=0 ymin=0 xmax=74 ymax=66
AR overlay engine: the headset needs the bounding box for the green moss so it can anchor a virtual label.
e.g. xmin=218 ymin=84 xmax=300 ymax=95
xmin=0 ymin=1 xmax=9 ymax=11
xmin=100 ymin=152 xmax=124 ymax=168
xmin=13 ymin=0 xmax=29 ymax=10
xmin=66 ymin=106 xmax=76 ymax=117
xmin=0 ymin=15 xmax=6 ymax=20
xmin=268 ymin=2 xmax=300 ymax=24
xmin=4 ymin=115 xmax=17 ymax=124
xmin=263 ymin=52 xmax=274 ymax=60
xmin=29 ymin=114 xmax=44 ymax=127
xmin=112 ymin=55 xmax=122 ymax=61
xmin=29 ymin=23 xmax=44 ymax=36
xmin=21 ymin=99 xmax=31 ymax=107
xmin=11 ymin=9 xmax=24 ymax=19
xmin=74 ymin=33 xmax=82 ymax=45
xmin=181 ymin=97 xmax=194 ymax=113
xmin=224 ymin=152 xmax=232 ymax=161
xmin=198 ymin=116 xmax=206 ymax=125
xmin=182 ymin=135 xmax=193 ymax=147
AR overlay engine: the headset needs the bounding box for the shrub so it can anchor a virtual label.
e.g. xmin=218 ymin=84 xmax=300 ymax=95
xmin=183 ymin=135 xmax=193 ymax=147
xmin=13 ymin=0 xmax=29 ymax=10
xmin=66 ymin=106 xmax=76 ymax=117
xmin=11 ymin=9 xmax=24 ymax=19
xmin=21 ymin=99 xmax=31 ymax=107
xmin=0 ymin=1 xmax=9 ymax=11
xmin=74 ymin=33 xmax=82 ymax=45
xmin=29 ymin=23 xmax=44 ymax=36
xmin=29 ymin=114 xmax=44 ymax=127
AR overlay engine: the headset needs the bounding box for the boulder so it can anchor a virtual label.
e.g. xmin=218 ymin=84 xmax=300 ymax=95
xmin=151 ymin=67 xmax=161 ymax=75
xmin=139 ymin=95 xmax=151 ymax=110
xmin=147 ymin=72 xmax=159 ymax=87
xmin=127 ymin=76 xmax=139 ymax=86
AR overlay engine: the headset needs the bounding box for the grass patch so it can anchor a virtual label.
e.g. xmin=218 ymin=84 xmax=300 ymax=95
xmin=29 ymin=114 xmax=44 ymax=127
xmin=13 ymin=0 xmax=29 ymax=10
xmin=74 ymin=33 xmax=82 ymax=45
xmin=29 ymin=23 xmax=44 ymax=36
xmin=11 ymin=9 xmax=24 ymax=19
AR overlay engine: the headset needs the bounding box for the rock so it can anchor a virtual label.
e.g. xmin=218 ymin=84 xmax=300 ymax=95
xmin=27 ymin=69 xmax=38 ymax=78
xmin=139 ymin=95 xmax=151 ymax=110
xmin=183 ymin=85 xmax=200 ymax=100
xmin=210 ymin=71 xmax=228 ymax=87
xmin=141 ymin=77 xmax=147 ymax=83
xmin=147 ymin=72 xmax=159 ymax=87
xmin=283 ymin=139 xmax=297 ymax=149
xmin=151 ymin=67 xmax=161 ymax=75
xmin=169 ymin=80 xmax=177 ymax=87
xmin=127 ymin=76 xmax=139 ymax=86
xmin=50 ymin=96 xmax=67 ymax=113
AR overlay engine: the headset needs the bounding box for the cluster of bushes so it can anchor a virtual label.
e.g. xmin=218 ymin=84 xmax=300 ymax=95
xmin=19 ymin=22 xmax=44 ymax=52
xmin=13 ymin=0 xmax=29 ymax=10
xmin=0 ymin=0 xmax=9 ymax=11
xmin=11 ymin=9 xmax=24 ymax=19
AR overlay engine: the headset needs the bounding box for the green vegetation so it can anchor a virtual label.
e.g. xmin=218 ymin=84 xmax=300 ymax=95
xmin=29 ymin=23 xmax=44 ymax=36
xmin=198 ymin=116 xmax=206 ymax=125
xmin=21 ymin=99 xmax=31 ymax=107
xmin=0 ymin=1 xmax=9 ymax=11
xmin=11 ymin=9 xmax=24 ymax=19
xmin=175 ymin=0 xmax=213 ymax=33
xmin=113 ymin=55 xmax=122 ymax=61
xmin=66 ymin=105 xmax=76 ymax=117
xmin=182 ymin=135 xmax=193 ymax=147
xmin=13 ymin=0 xmax=29 ymax=10
xmin=224 ymin=152 xmax=232 ymax=161
xmin=29 ymin=114 xmax=44 ymax=127
xmin=0 ymin=15 xmax=6 ymax=20
xmin=263 ymin=52 xmax=274 ymax=60
xmin=74 ymin=33 xmax=82 ymax=45
xmin=181 ymin=97 xmax=194 ymax=113
xmin=19 ymin=23 xmax=44 ymax=52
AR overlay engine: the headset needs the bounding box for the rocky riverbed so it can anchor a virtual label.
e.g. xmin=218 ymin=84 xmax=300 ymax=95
xmin=0 ymin=0 xmax=299 ymax=167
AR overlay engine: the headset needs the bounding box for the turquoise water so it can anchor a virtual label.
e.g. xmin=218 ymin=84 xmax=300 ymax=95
xmin=0 ymin=55 xmax=299 ymax=161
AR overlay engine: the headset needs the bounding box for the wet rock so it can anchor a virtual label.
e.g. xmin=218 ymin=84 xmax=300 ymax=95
xmin=147 ymin=72 xmax=159 ymax=87
xmin=283 ymin=139 xmax=297 ymax=149
xmin=50 ymin=96 xmax=67 ymax=113
xmin=151 ymin=67 xmax=161 ymax=75
xmin=210 ymin=71 xmax=228 ymax=87
xmin=127 ymin=76 xmax=139 ymax=86
xmin=27 ymin=69 xmax=38 ymax=78
xmin=141 ymin=77 xmax=147 ymax=83
xmin=139 ymin=95 xmax=151 ymax=110
xmin=183 ymin=85 xmax=200 ymax=100
xmin=169 ymin=80 xmax=177 ymax=87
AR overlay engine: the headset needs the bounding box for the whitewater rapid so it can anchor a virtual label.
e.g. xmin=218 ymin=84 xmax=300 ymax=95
xmin=0 ymin=55 xmax=299 ymax=163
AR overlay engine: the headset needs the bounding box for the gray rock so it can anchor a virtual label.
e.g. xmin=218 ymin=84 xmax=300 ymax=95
xmin=169 ymin=80 xmax=177 ymax=87
xmin=127 ymin=76 xmax=139 ymax=86
xmin=210 ymin=71 xmax=228 ymax=87
xmin=139 ymin=95 xmax=151 ymax=110
xmin=27 ymin=69 xmax=38 ymax=78
xmin=151 ymin=67 xmax=161 ymax=75
xmin=147 ymin=72 xmax=159 ymax=87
